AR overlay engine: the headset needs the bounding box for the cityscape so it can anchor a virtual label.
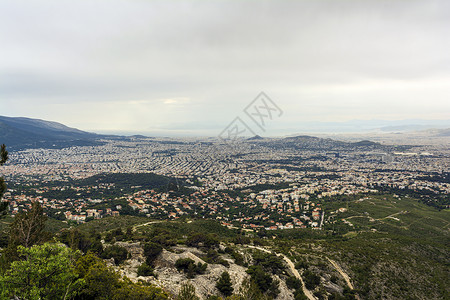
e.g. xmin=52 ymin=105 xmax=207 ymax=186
xmin=2 ymin=136 xmax=449 ymax=231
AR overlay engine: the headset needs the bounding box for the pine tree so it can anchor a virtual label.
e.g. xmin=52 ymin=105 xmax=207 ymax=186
xmin=177 ymin=282 xmax=199 ymax=300
xmin=216 ymin=271 xmax=233 ymax=297
xmin=9 ymin=201 xmax=48 ymax=248
xmin=0 ymin=144 xmax=9 ymax=217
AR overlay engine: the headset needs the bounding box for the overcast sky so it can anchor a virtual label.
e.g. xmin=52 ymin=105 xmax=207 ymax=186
xmin=1 ymin=0 xmax=449 ymax=136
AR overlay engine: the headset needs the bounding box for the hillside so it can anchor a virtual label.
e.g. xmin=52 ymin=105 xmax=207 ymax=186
xmin=0 ymin=116 xmax=102 ymax=149
xmin=25 ymin=193 xmax=446 ymax=300
xmin=1 ymin=192 xmax=449 ymax=299
xmin=258 ymin=135 xmax=390 ymax=152
xmin=91 ymin=195 xmax=449 ymax=300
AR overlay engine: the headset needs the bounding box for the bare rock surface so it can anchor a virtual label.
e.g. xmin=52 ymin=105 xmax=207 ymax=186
xmin=110 ymin=242 xmax=296 ymax=299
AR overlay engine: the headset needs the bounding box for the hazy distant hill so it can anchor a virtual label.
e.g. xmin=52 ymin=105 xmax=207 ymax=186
xmin=0 ymin=116 xmax=102 ymax=149
xmin=266 ymin=135 xmax=388 ymax=151
xmin=378 ymin=124 xmax=438 ymax=132
xmin=436 ymin=128 xmax=450 ymax=137
xmin=247 ymin=135 xmax=264 ymax=141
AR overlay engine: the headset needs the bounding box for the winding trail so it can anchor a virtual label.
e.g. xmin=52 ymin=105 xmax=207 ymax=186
xmin=132 ymin=220 xmax=163 ymax=231
xmin=326 ymin=257 xmax=360 ymax=300
xmin=247 ymin=245 xmax=317 ymax=300
xmin=326 ymin=258 xmax=353 ymax=289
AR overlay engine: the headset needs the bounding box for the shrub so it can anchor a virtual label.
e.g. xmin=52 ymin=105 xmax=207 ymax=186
xmin=175 ymin=258 xmax=207 ymax=278
xmin=252 ymin=251 xmax=285 ymax=274
xmin=246 ymin=265 xmax=273 ymax=293
xmin=177 ymin=282 xmax=199 ymax=300
xmin=303 ymin=270 xmax=320 ymax=290
xmin=216 ymin=271 xmax=233 ymax=296
xmin=101 ymin=245 xmax=129 ymax=265
xmin=137 ymin=263 xmax=156 ymax=277
xmin=143 ymin=242 xmax=163 ymax=265
xmin=286 ymin=276 xmax=302 ymax=290
xmin=295 ymin=259 xmax=308 ymax=270
xmin=186 ymin=233 xmax=219 ymax=249
xmin=0 ymin=243 xmax=81 ymax=300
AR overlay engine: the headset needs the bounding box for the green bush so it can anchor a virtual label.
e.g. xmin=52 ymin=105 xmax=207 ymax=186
xmin=216 ymin=271 xmax=233 ymax=296
xmin=252 ymin=251 xmax=285 ymax=275
xmin=75 ymin=252 xmax=169 ymax=299
xmin=0 ymin=243 xmax=81 ymax=300
xmin=143 ymin=242 xmax=163 ymax=265
xmin=303 ymin=270 xmax=320 ymax=290
xmin=101 ymin=245 xmax=129 ymax=265
xmin=175 ymin=258 xmax=207 ymax=278
xmin=295 ymin=259 xmax=308 ymax=270
xmin=246 ymin=265 xmax=273 ymax=293
xmin=286 ymin=276 xmax=302 ymax=290
xmin=204 ymin=249 xmax=230 ymax=267
xmin=186 ymin=233 xmax=219 ymax=249
xmin=137 ymin=263 xmax=156 ymax=277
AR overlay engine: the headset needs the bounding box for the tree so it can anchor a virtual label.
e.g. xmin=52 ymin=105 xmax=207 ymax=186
xmin=246 ymin=265 xmax=272 ymax=292
xmin=186 ymin=233 xmax=219 ymax=249
xmin=0 ymin=242 xmax=82 ymax=300
xmin=112 ymin=278 xmax=169 ymax=300
xmin=74 ymin=252 xmax=120 ymax=299
xmin=216 ymin=271 xmax=233 ymax=297
xmin=137 ymin=263 xmax=156 ymax=277
xmin=9 ymin=201 xmax=48 ymax=248
xmin=60 ymin=228 xmax=103 ymax=255
xmin=266 ymin=278 xmax=280 ymax=299
xmin=74 ymin=252 xmax=168 ymax=300
xmin=286 ymin=276 xmax=302 ymax=290
xmin=251 ymin=251 xmax=285 ymax=275
xmin=175 ymin=258 xmax=207 ymax=278
xmin=177 ymin=282 xmax=199 ymax=300
xmin=101 ymin=245 xmax=129 ymax=265
xmin=0 ymin=144 xmax=8 ymax=217
xmin=143 ymin=242 xmax=163 ymax=266
xmin=235 ymin=277 xmax=269 ymax=300
xmin=303 ymin=270 xmax=320 ymax=290
xmin=294 ymin=288 xmax=308 ymax=300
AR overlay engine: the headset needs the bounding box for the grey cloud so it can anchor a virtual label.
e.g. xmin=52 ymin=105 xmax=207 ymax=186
xmin=1 ymin=0 xmax=449 ymax=134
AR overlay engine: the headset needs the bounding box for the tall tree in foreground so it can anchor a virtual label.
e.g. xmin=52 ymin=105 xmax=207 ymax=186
xmin=9 ymin=201 xmax=48 ymax=248
xmin=0 ymin=242 xmax=82 ymax=300
xmin=0 ymin=144 xmax=9 ymax=217
xmin=74 ymin=252 xmax=169 ymax=300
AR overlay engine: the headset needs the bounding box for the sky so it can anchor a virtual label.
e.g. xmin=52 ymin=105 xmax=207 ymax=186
xmin=1 ymin=0 xmax=449 ymax=136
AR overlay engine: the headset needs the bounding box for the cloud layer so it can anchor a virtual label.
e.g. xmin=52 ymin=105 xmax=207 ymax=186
xmin=1 ymin=0 xmax=449 ymax=135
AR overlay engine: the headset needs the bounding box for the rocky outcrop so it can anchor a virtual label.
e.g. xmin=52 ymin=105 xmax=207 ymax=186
xmin=110 ymin=242 xmax=295 ymax=299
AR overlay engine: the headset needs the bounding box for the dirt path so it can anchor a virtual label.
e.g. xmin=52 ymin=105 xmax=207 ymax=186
xmin=132 ymin=220 xmax=163 ymax=231
xmin=247 ymin=245 xmax=317 ymax=300
xmin=379 ymin=211 xmax=407 ymax=221
xmin=326 ymin=257 xmax=360 ymax=300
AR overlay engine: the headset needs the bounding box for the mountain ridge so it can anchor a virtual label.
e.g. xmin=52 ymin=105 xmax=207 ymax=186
xmin=0 ymin=115 xmax=102 ymax=149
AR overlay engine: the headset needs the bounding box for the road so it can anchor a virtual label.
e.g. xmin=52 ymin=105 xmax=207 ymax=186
xmin=247 ymin=245 xmax=317 ymax=300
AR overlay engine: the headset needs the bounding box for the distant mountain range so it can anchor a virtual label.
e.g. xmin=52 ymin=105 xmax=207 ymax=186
xmin=0 ymin=116 xmax=103 ymax=149
xmin=265 ymin=135 xmax=390 ymax=152
xmin=1 ymin=116 xmax=448 ymax=151
xmin=281 ymin=119 xmax=450 ymax=134
xmin=436 ymin=128 xmax=450 ymax=137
